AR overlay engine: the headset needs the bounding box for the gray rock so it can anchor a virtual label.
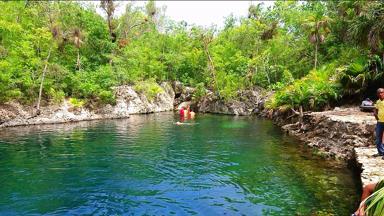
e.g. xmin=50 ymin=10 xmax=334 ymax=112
xmin=197 ymin=88 xmax=267 ymax=115
xmin=280 ymin=108 xmax=376 ymax=161
xmin=0 ymin=83 xmax=175 ymax=128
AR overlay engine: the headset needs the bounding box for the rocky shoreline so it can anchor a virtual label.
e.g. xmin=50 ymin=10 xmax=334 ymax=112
xmin=0 ymin=83 xmax=381 ymax=186
xmin=275 ymin=107 xmax=382 ymax=187
xmin=0 ymin=83 xmax=174 ymax=128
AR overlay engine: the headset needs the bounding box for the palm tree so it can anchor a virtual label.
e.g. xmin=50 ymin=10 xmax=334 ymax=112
xmin=349 ymin=2 xmax=384 ymax=65
xmin=72 ymin=28 xmax=83 ymax=71
xmin=360 ymin=181 xmax=384 ymax=216
xmin=303 ymin=15 xmax=331 ymax=70
xmin=36 ymin=48 xmax=52 ymax=115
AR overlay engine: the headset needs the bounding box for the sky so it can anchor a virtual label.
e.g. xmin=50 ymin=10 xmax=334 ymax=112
xmin=96 ymin=1 xmax=274 ymax=28
xmin=137 ymin=1 xmax=261 ymax=28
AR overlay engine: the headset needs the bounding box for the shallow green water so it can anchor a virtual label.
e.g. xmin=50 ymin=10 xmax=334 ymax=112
xmin=0 ymin=113 xmax=359 ymax=215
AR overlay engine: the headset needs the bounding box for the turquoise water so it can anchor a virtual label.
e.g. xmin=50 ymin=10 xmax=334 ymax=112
xmin=0 ymin=113 xmax=359 ymax=215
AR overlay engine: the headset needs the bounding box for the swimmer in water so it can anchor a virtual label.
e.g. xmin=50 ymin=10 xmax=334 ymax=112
xmin=175 ymin=121 xmax=198 ymax=125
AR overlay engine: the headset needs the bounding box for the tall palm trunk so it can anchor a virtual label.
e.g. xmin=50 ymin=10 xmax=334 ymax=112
xmin=36 ymin=48 xmax=52 ymax=115
xmin=203 ymin=44 xmax=218 ymax=95
xmin=314 ymin=42 xmax=318 ymax=70
xmin=76 ymin=49 xmax=81 ymax=71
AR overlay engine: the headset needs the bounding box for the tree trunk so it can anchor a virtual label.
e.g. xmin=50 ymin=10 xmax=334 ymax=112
xmin=314 ymin=42 xmax=318 ymax=70
xmin=299 ymin=105 xmax=303 ymax=126
xmin=76 ymin=49 xmax=81 ymax=71
xmin=36 ymin=48 xmax=52 ymax=115
xmin=108 ymin=17 xmax=113 ymax=39
xmin=265 ymin=65 xmax=270 ymax=85
xmin=203 ymin=42 xmax=218 ymax=95
xmin=264 ymin=56 xmax=270 ymax=85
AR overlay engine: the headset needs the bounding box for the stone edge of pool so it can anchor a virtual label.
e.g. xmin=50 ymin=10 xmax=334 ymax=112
xmin=278 ymin=107 xmax=381 ymax=187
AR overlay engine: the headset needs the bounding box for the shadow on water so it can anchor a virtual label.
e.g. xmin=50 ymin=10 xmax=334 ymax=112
xmin=0 ymin=112 xmax=360 ymax=215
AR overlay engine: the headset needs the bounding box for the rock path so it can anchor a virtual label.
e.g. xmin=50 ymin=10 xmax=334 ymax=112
xmin=355 ymin=147 xmax=384 ymax=186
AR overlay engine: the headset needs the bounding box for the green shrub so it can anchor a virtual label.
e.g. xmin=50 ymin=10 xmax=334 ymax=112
xmin=216 ymin=71 xmax=245 ymax=101
xmin=68 ymin=66 xmax=117 ymax=105
xmin=69 ymin=98 xmax=85 ymax=108
xmin=338 ymin=55 xmax=383 ymax=97
xmin=98 ymin=90 xmax=116 ymax=105
xmin=269 ymin=70 xmax=295 ymax=91
xmin=133 ymin=79 xmax=164 ymax=101
xmin=192 ymin=82 xmax=207 ymax=101
xmin=267 ymin=63 xmax=342 ymax=111
xmin=47 ymin=88 xmax=65 ymax=104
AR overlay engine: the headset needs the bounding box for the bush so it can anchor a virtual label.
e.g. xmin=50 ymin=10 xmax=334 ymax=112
xmin=69 ymin=97 xmax=85 ymax=108
xmin=338 ymin=55 xmax=383 ymax=97
xmin=68 ymin=66 xmax=117 ymax=105
xmin=267 ymin=63 xmax=342 ymax=111
xmin=192 ymin=82 xmax=207 ymax=101
xmin=133 ymin=79 xmax=164 ymax=101
xmin=98 ymin=90 xmax=116 ymax=105
xmin=216 ymin=71 xmax=245 ymax=101
xmin=47 ymin=88 xmax=65 ymax=104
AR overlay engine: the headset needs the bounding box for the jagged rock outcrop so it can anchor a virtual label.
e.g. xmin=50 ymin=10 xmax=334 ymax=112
xmin=281 ymin=107 xmax=376 ymax=160
xmin=0 ymin=82 xmax=174 ymax=128
xmin=197 ymin=88 xmax=268 ymax=115
xmin=173 ymin=81 xmax=196 ymax=108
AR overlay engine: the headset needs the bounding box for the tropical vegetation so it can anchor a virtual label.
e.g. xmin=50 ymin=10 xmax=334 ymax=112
xmin=1 ymin=0 xmax=384 ymax=114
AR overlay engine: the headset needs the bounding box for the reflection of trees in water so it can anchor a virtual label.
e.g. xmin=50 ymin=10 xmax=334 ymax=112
xmin=0 ymin=113 xmax=358 ymax=215
xmin=0 ymin=120 xmax=102 ymax=139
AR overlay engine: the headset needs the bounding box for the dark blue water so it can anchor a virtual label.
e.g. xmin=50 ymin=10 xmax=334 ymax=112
xmin=0 ymin=113 xmax=359 ymax=215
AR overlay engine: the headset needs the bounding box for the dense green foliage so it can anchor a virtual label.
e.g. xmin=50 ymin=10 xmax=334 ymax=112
xmin=1 ymin=1 xmax=384 ymax=111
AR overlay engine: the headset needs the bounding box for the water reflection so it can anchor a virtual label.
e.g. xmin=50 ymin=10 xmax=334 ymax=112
xmin=0 ymin=113 xmax=359 ymax=215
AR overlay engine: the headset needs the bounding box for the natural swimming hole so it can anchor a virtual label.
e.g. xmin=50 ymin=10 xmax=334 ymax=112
xmin=0 ymin=113 xmax=360 ymax=215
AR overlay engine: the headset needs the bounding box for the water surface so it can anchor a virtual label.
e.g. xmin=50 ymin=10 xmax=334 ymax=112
xmin=0 ymin=113 xmax=359 ymax=215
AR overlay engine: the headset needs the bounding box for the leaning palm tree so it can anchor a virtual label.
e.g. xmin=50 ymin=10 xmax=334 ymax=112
xmin=302 ymin=15 xmax=332 ymax=70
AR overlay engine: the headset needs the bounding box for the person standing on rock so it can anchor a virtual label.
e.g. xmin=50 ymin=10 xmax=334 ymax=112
xmin=373 ymin=88 xmax=384 ymax=158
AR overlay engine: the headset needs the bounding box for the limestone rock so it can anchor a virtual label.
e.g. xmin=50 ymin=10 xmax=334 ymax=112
xmin=197 ymin=88 xmax=266 ymax=115
xmin=280 ymin=107 xmax=376 ymax=161
xmin=0 ymin=83 xmax=175 ymax=128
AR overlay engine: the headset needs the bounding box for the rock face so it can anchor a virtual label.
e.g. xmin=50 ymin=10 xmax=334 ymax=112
xmin=0 ymin=83 xmax=174 ymax=128
xmin=197 ymin=88 xmax=267 ymax=115
xmin=114 ymin=83 xmax=174 ymax=114
xmin=281 ymin=107 xmax=376 ymax=160
xmin=355 ymin=147 xmax=384 ymax=186
xmin=173 ymin=81 xmax=195 ymax=108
